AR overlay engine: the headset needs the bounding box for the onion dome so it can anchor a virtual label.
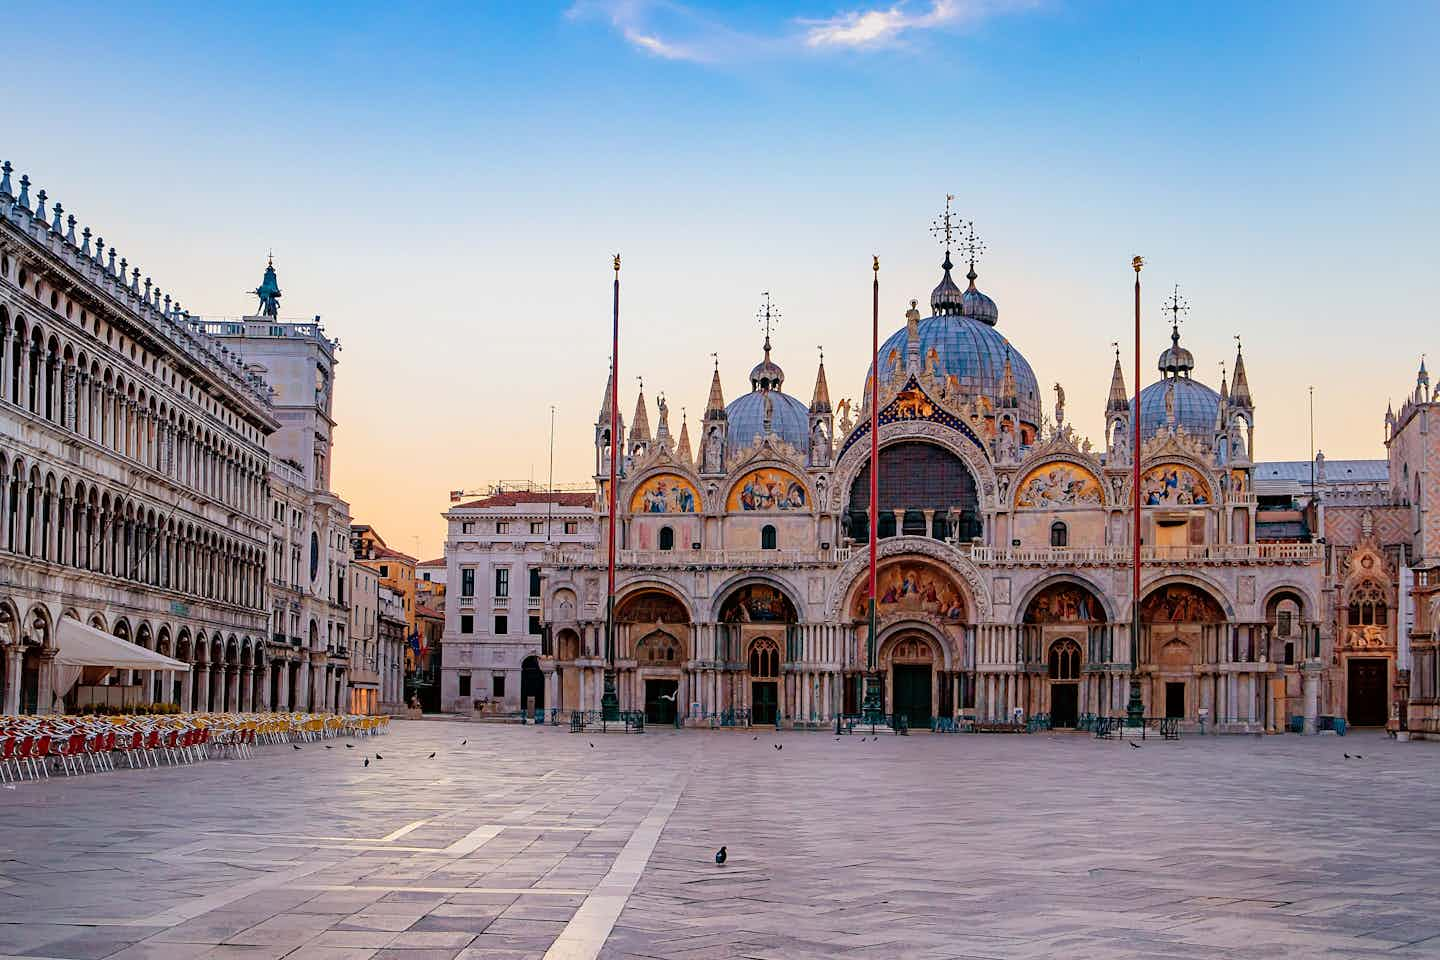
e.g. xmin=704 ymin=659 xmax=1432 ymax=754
xmin=1157 ymin=324 xmax=1194 ymax=376
xmin=930 ymin=252 xmax=965 ymax=316
xmin=960 ymin=265 xmax=998 ymax=325
xmin=749 ymin=334 xmax=785 ymax=392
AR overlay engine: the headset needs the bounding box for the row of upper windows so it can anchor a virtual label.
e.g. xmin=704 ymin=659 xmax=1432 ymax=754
xmin=457 ymin=613 xmax=542 ymax=636
xmin=2 ymin=255 xmax=266 ymax=445
xmin=458 ymin=566 xmax=542 ymax=598
xmin=459 ymin=519 xmax=581 ymax=536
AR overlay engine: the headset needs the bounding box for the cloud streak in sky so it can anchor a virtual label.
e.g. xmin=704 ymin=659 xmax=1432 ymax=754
xmin=569 ymin=0 xmax=1037 ymax=63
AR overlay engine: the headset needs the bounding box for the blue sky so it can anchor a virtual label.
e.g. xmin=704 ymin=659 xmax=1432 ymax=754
xmin=7 ymin=1 xmax=1437 ymax=556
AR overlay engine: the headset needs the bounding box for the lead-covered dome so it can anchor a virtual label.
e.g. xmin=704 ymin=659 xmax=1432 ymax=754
xmin=726 ymin=335 xmax=810 ymax=451
xmin=871 ymin=318 xmax=1041 ymax=427
xmin=1135 ymin=376 xmax=1220 ymax=441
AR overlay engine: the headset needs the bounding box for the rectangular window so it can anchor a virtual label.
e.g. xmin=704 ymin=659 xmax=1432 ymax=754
xmin=461 ymin=568 xmax=475 ymax=597
xmin=529 ymin=615 xmax=542 ymax=636
xmin=531 ymin=521 xmax=544 ymax=535
xmin=528 ymin=567 xmax=542 ymax=598
xmin=379 ymin=564 xmax=389 ymax=578
xmin=564 ymin=521 xmax=578 ymax=535
xmin=494 ymin=615 xmax=508 ymax=635
xmin=496 ymin=521 xmax=509 ymax=534
xmin=495 ymin=568 xmax=510 ymax=597
xmin=462 ymin=521 xmax=475 ymax=534
xmin=460 ymin=614 xmax=473 ymax=634
xmin=457 ymin=673 xmax=471 ymax=697
xmin=492 ymin=674 xmax=505 ymax=698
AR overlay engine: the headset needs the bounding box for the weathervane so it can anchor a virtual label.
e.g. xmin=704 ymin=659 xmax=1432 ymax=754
xmin=756 ymin=292 xmax=780 ymax=344
xmin=1162 ymin=284 xmax=1189 ymax=334
xmin=930 ymin=193 xmax=957 ymax=251
xmin=710 ymin=351 xmax=718 ymax=372
xmin=959 ymin=218 xmax=985 ymax=273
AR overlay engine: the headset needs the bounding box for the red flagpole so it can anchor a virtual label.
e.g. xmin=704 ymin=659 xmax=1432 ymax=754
xmin=603 ymin=254 xmax=620 ymax=719
xmin=863 ymin=255 xmax=880 ymax=720
xmin=1128 ymin=256 xmax=1145 ymax=725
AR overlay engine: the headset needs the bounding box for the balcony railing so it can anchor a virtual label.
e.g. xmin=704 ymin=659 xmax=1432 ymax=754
xmin=544 ymin=541 xmax=1322 ymax=569
xmin=527 ymin=596 xmax=542 ymax=609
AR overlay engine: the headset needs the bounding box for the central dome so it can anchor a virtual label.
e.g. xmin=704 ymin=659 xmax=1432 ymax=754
xmin=872 ymin=315 xmax=1042 ymax=426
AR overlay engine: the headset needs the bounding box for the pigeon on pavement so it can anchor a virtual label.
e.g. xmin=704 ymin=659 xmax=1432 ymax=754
xmin=364 ymin=758 xmax=370 ymax=768
xmin=715 ymin=846 xmax=727 ymax=865
xmin=428 ymin=752 xmax=436 ymax=759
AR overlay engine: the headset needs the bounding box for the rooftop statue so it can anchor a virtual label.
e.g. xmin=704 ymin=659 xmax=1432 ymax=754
xmin=253 ymin=256 xmax=282 ymax=318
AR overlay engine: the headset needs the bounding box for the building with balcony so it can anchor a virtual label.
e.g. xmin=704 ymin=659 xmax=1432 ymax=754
xmin=542 ymin=228 xmax=1332 ymax=733
xmin=1 ymin=160 xmax=280 ymax=713
xmin=440 ymin=487 xmax=596 ymax=713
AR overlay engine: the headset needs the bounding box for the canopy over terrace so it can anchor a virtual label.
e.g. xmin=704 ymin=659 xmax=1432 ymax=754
xmin=50 ymin=618 xmax=190 ymax=711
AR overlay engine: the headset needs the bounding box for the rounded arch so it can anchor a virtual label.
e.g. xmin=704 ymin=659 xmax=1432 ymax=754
xmin=1014 ymin=574 xmax=1115 ymax=625
xmin=614 ymin=583 xmax=691 ymax=624
xmin=1012 ymin=456 xmax=1107 ymax=509
xmin=709 ymin=572 xmax=803 ymax=623
xmin=112 ymin=617 xmax=133 ymax=643
xmin=842 ymin=437 xmax=984 ymax=541
xmin=1262 ymin=583 xmax=1317 ymax=622
xmin=826 ymin=537 xmax=990 ymax=623
xmin=627 ymin=468 xmax=702 ymax=515
xmin=875 ymin=620 xmax=955 ymax=671
xmin=833 ymin=417 xmax=998 ymax=515
xmin=555 ymin=627 xmax=581 ymax=661
xmin=1140 ymin=577 xmax=1230 ymax=623
xmin=723 ymin=463 xmax=814 ymax=513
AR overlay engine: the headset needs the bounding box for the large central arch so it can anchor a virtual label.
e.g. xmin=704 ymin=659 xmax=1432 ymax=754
xmin=845 ymin=440 xmax=981 ymax=542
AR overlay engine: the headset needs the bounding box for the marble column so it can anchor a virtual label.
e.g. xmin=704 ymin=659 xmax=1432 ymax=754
xmin=2 ymin=646 xmax=22 ymax=715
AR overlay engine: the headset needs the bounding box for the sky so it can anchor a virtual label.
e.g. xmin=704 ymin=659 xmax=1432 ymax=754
xmin=8 ymin=1 xmax=1438 ymax=559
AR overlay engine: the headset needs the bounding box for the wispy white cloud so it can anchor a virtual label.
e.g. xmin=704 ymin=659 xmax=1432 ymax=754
xmin=568 ymin=0 xmax=1036 ymax=63
xmin=802 ymin=1 xmax=1026 ymax=49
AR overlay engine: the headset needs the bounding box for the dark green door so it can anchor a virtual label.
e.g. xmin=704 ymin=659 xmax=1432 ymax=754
xmin=892 ymin=664 xmax=932 ymax=728
xmin=1347 ymin=658 xmax=1387 ymax=726
xmin=645 ymin=679 xmax=678 ymax=725
xmin=752 ymin=682 xmax=778 ymax=725
xmin=1051 ymin=683 xmax=1078 ymax=727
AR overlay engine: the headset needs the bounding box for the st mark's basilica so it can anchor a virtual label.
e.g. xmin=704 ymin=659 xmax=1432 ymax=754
xmin=534 ymin=218 xmax=1380 ymax=735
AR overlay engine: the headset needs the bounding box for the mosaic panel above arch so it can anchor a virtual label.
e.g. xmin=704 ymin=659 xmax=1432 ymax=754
xmin=853 ymin=558 xmax=967 ymax=623
xmin=1141 ymin=463 xmax=1211 ymax=506
xmin=727 ymin=468 xmax=808 ymax=512
xmin=1015 ymin=462 xmax=1103 ymax=508
xmin=720 ymin=584 xmax=796 ymax=624
xmin=1141 ymin=583 xmax=1225 ymax=623
xmin=630 ymin=473 xmax=699 ymax=514
xmin=1023 ymin=582 xmax=1106 ymax=624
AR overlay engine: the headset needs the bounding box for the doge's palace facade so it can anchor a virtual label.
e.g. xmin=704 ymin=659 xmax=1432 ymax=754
xmin=0 ymin=159 xmax=276 ymax=713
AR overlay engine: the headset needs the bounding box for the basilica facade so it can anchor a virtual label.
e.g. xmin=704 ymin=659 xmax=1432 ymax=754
xmin=540 ymin=243 xmax=1329 ymax=733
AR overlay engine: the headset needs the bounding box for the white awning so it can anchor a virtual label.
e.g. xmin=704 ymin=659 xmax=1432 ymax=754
xmin=56 ymin=618 xmax=191 ymax=671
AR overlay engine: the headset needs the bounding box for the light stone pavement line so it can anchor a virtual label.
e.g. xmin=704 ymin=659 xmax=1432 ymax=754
xmin=290 ymin=884 xmax=595 ymax=895
xmin=544 ymin=776 xmax=688 ymax=960
xmin=379 ymin=816 xmax=435 ymax=841
xmin=138 ymin=857 xmax=336 ymax=926
xmin=441 ymin=823 xmax=503 ymax=855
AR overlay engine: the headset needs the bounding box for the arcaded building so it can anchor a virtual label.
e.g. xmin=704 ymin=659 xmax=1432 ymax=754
xmin=541 ymin=231 xmax=1330 ymax=732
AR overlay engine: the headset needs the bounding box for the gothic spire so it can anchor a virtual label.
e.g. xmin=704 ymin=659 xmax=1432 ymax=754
xmin=704 ymin=355 xmax=726 ymax=421
xmin=1230 ymin=336 xmax=1253 ymax=409
xmin=1106 ymin=345 xmax=1129 ymax=413
xmin=630 ymin=381 xmax=652 ymax=442
xmin=811 ymin=348 xmax=831 ymax=413
xmin=676 ymin=412 xmax=693 ymax=464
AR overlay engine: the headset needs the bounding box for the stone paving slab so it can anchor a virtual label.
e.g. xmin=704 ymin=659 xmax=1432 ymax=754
xmin=1 ymin=721 xmax=1438 ymax=959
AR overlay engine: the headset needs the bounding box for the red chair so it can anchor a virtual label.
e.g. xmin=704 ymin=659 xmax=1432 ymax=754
xmin=0 ymin=736 xmax=17 ymax=782
xmin=55 ymin=732 xmax=88 ymax=776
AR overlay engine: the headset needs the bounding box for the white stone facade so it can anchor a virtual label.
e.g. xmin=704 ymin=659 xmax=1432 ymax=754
xmin=205 ymin=306 xmax=352 ymax=713
xmin=440 ymin=490 xmax=596 ymax=713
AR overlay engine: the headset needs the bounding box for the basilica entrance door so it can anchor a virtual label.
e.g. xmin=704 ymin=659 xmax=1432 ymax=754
xmin=1050 ymin=683 xmax=1078 ymax=727
xmin=1347 ymin=658 xmax=1388 ymax=726
xmin=645 ymin=679 xmax=678 ymax=726
xmin=893 ymin=664 xmax=932 ymax=729
xmin=752 ymin=682 xmax=778 ymax=726
xmin=1165 ymin=682 xmax=1185 ymax=719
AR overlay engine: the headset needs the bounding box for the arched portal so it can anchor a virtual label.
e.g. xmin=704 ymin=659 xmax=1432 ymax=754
xmin=881 ymin=633 xmax=939 ymax=729
xmin=748 ymin=636 xmax=781 ymax=725
xmin=616 ymin=588 xmax=690 ymax=723
xmin=1023 ymin=580 xmax=1106 ymax=728
xmin=1141 ymin=582 xmax=1226 ymax=721
xmin=718 ymin=582 xmax=797 ymax=724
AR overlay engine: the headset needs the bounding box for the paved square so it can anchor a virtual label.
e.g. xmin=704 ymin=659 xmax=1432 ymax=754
xmin=2 ymin=721 xmax=1438 ymax=960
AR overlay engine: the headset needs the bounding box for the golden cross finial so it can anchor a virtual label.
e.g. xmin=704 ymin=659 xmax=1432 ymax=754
xmin=613 ymin=253 xmax=621 ymax=272
xmin=872 ymin=255 xmax=879 ymax=273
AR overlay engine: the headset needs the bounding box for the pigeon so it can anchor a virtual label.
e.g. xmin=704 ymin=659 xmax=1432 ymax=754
xmin=428 ymin=752 xmax=436 ymax=759
xmin=461 ymin=739 xmax=467 ymax=745
xmin=659 ymin=691 xmax=677 ymax=702
xmin=715 ymin=846 xmax=727 ymax=865
xmin=1344 ymin=753 xmax=1351 ymax=759
xmin=589 ymin=742 xmax=595 ymax=748
xmin=324 ymin=745 xmax=333 ymax=750
xmin=752 ymin=736 xmax=758 ymax=741
xmin=364 ymin=757 xmax=370 ymax=768
xmin=1129 ymin=741 xmax=1141 ymax=749
xmin=1354 ymin=754 xmax=1363 ymax=759
xmin=375 ymin=753 xmax=383 ymax=760
xmin=345 ymin=743 xmax=354 ymax=749
xmin=292 ymin=744 xmax=301 ymax=751
xmin=773 ymin=743 xmax=782 ymax=751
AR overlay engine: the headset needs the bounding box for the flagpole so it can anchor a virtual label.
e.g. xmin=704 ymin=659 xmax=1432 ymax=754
xmin=1127 ymin=256 xmax=1146 ymax=727
xmin=862 ymin=255 xmax=883 ymax=725
xmin=602 ymin=254 xmax=621 ymax=722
